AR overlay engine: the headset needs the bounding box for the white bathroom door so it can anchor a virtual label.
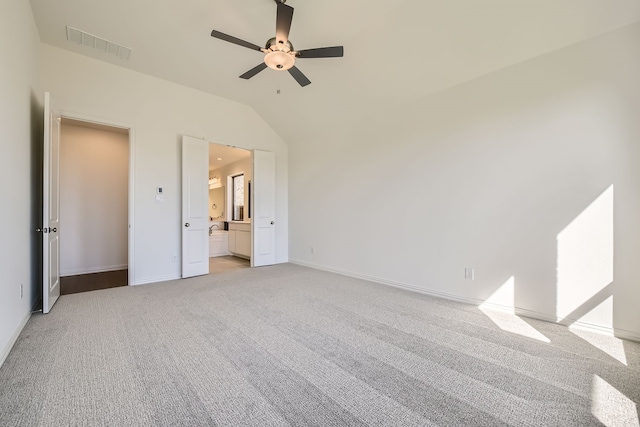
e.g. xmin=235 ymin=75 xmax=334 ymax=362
xmin=252 ymin=150 xmax=276 ymax=267
xmin=181 ymin=136 xmax=209 ymax=278
xmin=42 ymin=92 xmax=61 ymax=314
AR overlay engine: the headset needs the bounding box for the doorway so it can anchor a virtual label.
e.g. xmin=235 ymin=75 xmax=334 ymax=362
xmin=208 ymin=143 xmax=252 ymax=271
xmin=181 ymin=136 xmax=275 ymax=278
xmin=58 ymin=118 xmax=131 ymax=294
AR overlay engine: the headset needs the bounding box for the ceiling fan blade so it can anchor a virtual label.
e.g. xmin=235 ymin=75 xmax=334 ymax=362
xmin=288 ymin=66 xmax=311 ymax=87
xmin=239 ymin=63 xmax=268 ymax=79
xmin=296 ymin=46 xmax=344 ymax=58
xmin=211 ymin=29 xmax=262 ymax=52
xmin=275 ymin=2 xmax=294 ymax=47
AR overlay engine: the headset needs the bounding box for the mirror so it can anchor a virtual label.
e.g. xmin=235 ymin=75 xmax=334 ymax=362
xmin=209 ymin=186 xmax=225 ymax=219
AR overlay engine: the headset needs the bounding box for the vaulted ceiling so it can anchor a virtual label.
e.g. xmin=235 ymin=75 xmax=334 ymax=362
xmin=29 ymin=0 xmax=640 ymax=144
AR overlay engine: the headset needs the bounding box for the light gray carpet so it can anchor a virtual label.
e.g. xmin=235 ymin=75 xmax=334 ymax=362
xmin=1 ymin=263 xmax=639 ymax=426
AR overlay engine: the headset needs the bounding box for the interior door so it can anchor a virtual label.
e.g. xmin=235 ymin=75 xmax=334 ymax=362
xmin=181 ymin=135 xmax=209 ymax=278
xmin=42 ymin=92 xmax=61 ymax=313
xmin=252 ymin=150 xmax=276 ymax=267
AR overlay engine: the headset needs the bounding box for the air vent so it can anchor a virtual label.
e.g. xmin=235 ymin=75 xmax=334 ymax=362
xmin=66 ymin=26 xmax=132 ymax=60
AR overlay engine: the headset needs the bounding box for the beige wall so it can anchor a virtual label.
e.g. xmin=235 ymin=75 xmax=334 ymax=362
xmin=0 ymin=0 xmax=42 ymax=363
xmin=59 ymin=123 xmax=129 ymax=275
xmin=289 ymin=23 xmax=640 ymax=340
xmin=40 ymin=44 xmax=288 ymax=285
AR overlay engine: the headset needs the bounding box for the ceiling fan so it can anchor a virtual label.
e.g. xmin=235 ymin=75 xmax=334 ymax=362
xmin=210 ymin=0 xmax=344 ymax=87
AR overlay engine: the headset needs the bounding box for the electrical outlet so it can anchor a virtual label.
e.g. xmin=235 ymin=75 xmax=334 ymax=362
xmin=310 ymin=246 xmax=315 ymax=254
xmin=20 ymin=284 xmax=23 ymax=299
xmin=464 ymin=268 xmax=475 ymax=280
xmin=172 ymin=254 xmax=178 ymax=262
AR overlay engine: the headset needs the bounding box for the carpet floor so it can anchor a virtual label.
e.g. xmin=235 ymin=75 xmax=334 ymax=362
xmin=1 ymin=263 xmax=639 ymax=426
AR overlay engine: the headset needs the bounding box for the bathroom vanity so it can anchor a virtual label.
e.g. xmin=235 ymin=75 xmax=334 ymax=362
xmin=228 ymin=222 xmax=251 ymax=259
xmin=209 ymin=230 xmax=230 ymax=257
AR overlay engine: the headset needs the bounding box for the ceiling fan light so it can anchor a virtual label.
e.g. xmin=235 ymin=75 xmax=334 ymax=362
xmin=264 ymin=50 xmax=295 ymax=71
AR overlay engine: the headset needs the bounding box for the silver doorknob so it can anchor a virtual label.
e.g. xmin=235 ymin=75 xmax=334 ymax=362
xmin=185 ymin=223 xmax=190 ymax=227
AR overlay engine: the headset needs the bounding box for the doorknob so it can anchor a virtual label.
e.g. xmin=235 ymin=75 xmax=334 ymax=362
xmin=51 ymin=227 xmax=57 ymax=233
xmin=270 ymin=221 xmax=274 ymax=225
xmin=185 ymin=223 xmax=190 ymax=227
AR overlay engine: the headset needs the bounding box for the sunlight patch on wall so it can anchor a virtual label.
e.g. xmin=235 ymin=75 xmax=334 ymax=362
xmin=571 ymin=325 xmax=627 ymax=366
xmin=591 ymin=375 xmax=639 ymax=427
xmin=557 ymin=185 xmax=614 ymax=326
xmin=480 ymin=277 xmax=550 ymax=343
xmin=481 ymin=276 xmax=515 ymax=313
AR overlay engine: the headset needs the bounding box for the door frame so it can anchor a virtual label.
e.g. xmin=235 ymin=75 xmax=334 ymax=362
xmin=58 ymin=111 xmax=135 ymax=286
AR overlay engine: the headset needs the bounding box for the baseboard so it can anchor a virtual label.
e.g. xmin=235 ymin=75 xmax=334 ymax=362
xmin=133 ymin=273 xmax=181 ymax=286
xmin=61 ymin=264 xmax=128 ymax=277
xmin=611 ymin=328 xmax=640 ymax=342
xmin=289 ymin=259 xmax=639 ymax=343
xmin=0 ymin=311 xmax=31 ymax=369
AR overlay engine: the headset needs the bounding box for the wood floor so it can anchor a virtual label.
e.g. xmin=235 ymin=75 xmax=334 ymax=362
xmin=60 ymin=257 xmax=249 ymax=295
xmin=60 ymin=269 xmax=128 ymax=295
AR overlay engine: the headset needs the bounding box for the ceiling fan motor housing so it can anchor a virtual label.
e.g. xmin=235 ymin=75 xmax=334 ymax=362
xmin=264 ymin=37 xmax=295 ymax=70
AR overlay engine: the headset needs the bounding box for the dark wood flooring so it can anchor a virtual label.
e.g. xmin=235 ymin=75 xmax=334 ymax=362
xmin=60 ymin=257 xmax=249 ymax=295
xmin=60 ymin=270 xmax=128 ymax=295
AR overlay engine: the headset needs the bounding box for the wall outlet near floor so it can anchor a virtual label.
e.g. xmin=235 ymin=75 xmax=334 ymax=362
xmin=310 ymin=246 xmax=315 ymax=254
xmin=172 ymin=254 xmax=178 ymax=262
xmin=20 ymin=284 xmax=23 ymax=299
xmin=464 ymin=268 xmax=475 ymax=280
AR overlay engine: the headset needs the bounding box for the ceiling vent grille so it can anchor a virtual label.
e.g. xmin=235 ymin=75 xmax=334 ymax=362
xmin=66 ymin=26 xmax=132 ymax=60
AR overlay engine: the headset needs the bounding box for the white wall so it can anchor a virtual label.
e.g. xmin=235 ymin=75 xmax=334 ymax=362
xmin=0 ymin=0 xmax=41 ymax=364
xmin=59 ymin=124 xmax=129 ymax=276
xmin=40 ymin=44 xmax=288 ymax=285
xmin=289 ymin=23 xmax=640 ymax=340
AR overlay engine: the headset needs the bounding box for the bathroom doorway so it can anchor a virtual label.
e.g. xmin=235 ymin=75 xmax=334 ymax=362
xmin=207 ymin=143 xmax=252 ymax=270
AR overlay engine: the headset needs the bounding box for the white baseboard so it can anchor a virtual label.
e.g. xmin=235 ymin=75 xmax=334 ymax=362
xmin=289 ymin=259 xmax=640 ymax=343
xmin=61 ymin=264 xmax=128 ymax=277
xmin=133 ymin=273 xmax=181 ymax=286
xmin=0 ymin=311 xmax=31 ymax=369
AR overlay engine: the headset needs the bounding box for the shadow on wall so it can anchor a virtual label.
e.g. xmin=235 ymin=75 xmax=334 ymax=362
xmin=29 ymin=90 xmax=43 ymax=312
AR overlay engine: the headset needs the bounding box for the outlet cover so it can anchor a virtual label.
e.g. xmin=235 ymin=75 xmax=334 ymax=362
xmin=465 ymin=268 xmax=475 ymax=280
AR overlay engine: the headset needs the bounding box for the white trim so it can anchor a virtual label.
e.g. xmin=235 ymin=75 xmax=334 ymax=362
xmin=0 ymin=312 xmax=31 ymax=368
xmin=60 ymin=264 xmax=128 ymax=277
xmin=289 ymin=259 xmax=640 ymax=343
xmin=133 ymin=273 xmax=181 ymax=286
xmin=58 ymin=111 xmax=135 ymax=287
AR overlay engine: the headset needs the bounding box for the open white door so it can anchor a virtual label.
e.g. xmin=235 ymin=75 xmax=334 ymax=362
xmin=252 ymin=150 xmax=276 ymax=267
xmin=181 ymin=136 xmax=209 ymax=278
xmin=42 ymin=92 xmax=61 ymax=313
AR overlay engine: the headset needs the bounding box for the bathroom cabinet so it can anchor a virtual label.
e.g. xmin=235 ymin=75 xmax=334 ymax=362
xmin=228 ymin=222 xmax=251 ymax=258
xmin=209 ymin=231 xmax=230 ymax=257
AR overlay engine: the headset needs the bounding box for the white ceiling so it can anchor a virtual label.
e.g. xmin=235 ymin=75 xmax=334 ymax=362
xmin=30 ymin=0 xmax=640 ymax=144
xmin=209 ymin=143 xmax=250 ymax=171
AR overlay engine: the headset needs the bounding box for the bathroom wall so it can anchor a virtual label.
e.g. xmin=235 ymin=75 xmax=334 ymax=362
xmin=209 ymin=155 xmax=252 ymax=221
